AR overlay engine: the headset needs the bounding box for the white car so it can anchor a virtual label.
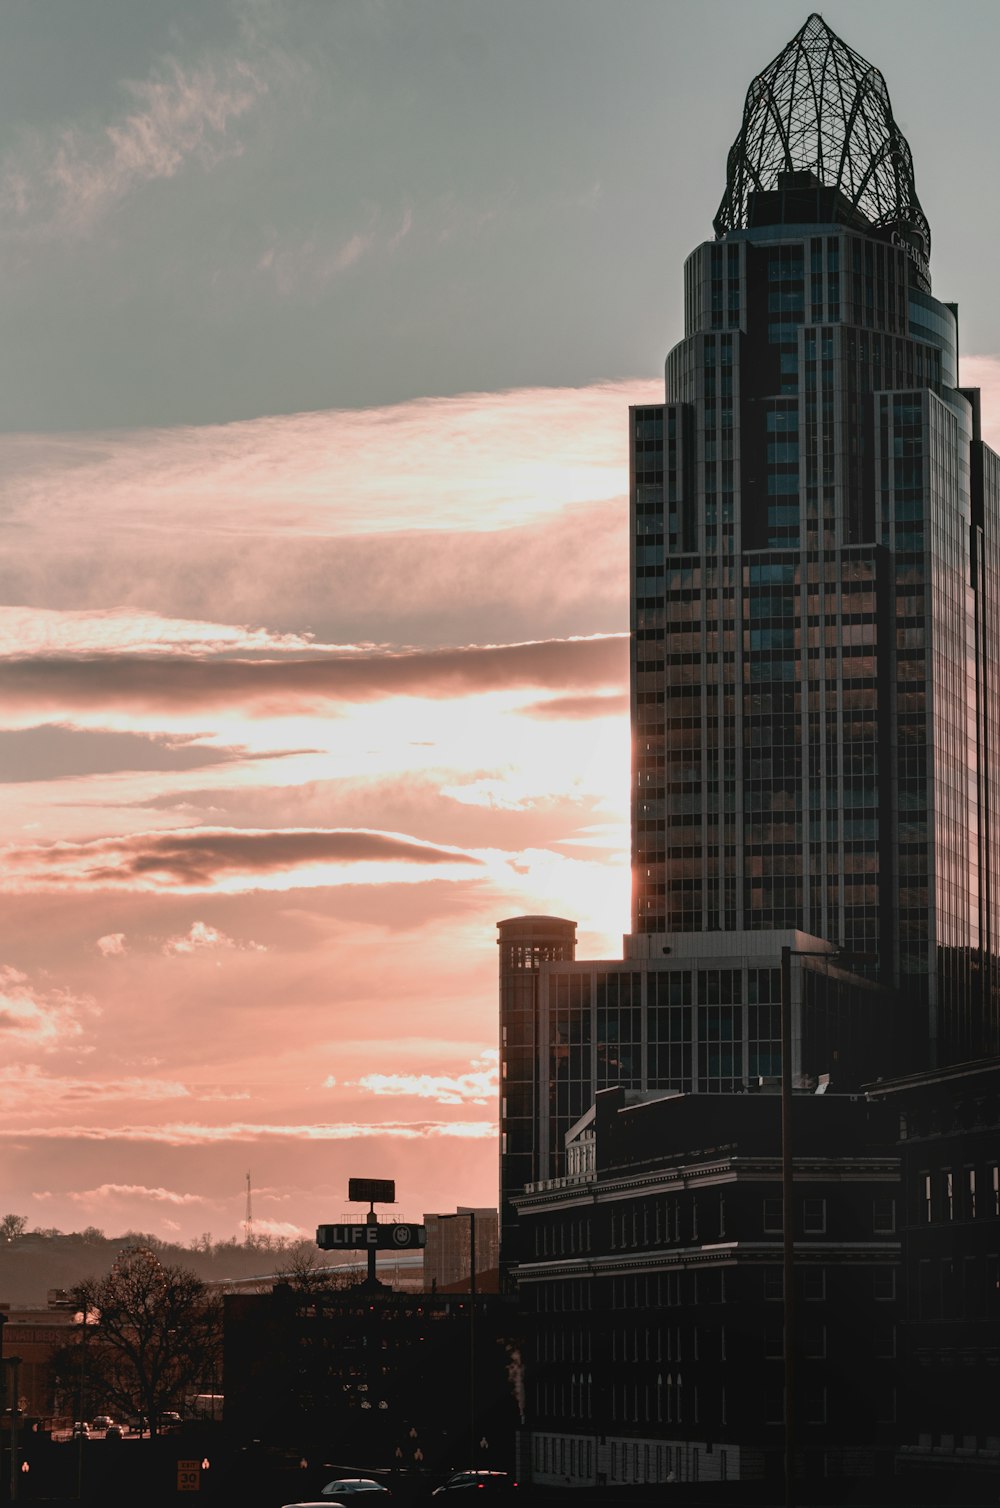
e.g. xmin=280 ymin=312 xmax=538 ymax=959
xmin=320 ymin=1482 xmax=391 ymax=1501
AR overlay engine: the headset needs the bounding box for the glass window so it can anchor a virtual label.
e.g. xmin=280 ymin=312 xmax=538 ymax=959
xmin=803 ymin=1198 xmax=826 ymax=1234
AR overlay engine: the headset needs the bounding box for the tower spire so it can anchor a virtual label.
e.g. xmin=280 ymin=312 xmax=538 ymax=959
xmin=714 ymin=11 xmax=929 ymax=268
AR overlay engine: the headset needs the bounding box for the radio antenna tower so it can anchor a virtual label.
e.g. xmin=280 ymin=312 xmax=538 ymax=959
xmin=243 ymin=1170 xmax=254 ymax=1247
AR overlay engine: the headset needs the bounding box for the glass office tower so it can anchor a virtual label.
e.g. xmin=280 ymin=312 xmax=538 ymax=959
xmin=498 ymin=14 xmax=1000 ymax=1266
xmin=631 ymin=13 xmax=1000 ymax=1068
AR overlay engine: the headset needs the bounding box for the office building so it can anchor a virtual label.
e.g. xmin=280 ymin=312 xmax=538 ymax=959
xmin=423 ymin=1207 xmax=499 ymax=1293
xmin=499 ymin=11 xmax=1000 ymax=1263
xmin=630 ymin=10 xmax=1000 ymax=1065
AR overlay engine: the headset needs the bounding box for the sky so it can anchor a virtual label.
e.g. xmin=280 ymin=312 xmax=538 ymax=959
xmin=3 ymin=0 xmax=1000 ymax=1248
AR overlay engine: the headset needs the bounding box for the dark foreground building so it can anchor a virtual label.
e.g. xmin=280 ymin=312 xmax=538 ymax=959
xmin=868 ymin=1059 xmax=1000 ymax=1484
xmin=513 ymin=1086 xmax=901 ymax=1488
xmin=223 ymin=1283 xmax=519 ymax=1472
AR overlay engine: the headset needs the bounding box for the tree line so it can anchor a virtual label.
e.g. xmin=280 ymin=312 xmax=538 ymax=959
xmin=0 ymin=1212 xmax=310 ymax=1259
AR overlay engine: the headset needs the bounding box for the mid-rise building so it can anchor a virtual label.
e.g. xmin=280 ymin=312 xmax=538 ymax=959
xmin=423 ymin=1208 xmax=499 ymax=1293
xmin=513 ymin=1086 xmax=902 ymax=1487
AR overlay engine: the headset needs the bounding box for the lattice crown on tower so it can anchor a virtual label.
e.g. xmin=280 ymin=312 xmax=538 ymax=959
xmin=714 ymin=12 xmax=929 ymax=259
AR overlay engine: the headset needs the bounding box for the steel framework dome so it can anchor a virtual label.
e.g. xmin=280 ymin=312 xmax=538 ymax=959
xmin=714 ymin=13 xmax=929 ymax=258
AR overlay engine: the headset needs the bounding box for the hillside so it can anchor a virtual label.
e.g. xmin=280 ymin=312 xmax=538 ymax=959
xmin=0 ymin=1231 xmax=326 ymax=1306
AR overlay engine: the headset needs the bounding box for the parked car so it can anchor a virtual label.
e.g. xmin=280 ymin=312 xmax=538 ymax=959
xmin=105 ymin=1424 xmax=125 ymax=1440
xmin=91 ymin=1415 xmax=113 ymax=1430
xmin=71 ymin=1421 xmax=90 ymax=1438
xmin=320 ymin=1482 xmax=391 ymax=1500
xmin=432 ymin=1472 xmax=517 ymax=1496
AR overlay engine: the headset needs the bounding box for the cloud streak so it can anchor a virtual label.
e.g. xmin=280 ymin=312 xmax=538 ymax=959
xmin=67 ymin=1182 xmax=209 ymax=1206
xmin=351 ymin=1049 xmax=499 ymax=1106
xmin=2 ymin=826 xmax=483 ymax=892
xmin=0 ymin=635 xmax=627 ymax=727
xmin=0 ymin=1119 xmax=497 ymax=1145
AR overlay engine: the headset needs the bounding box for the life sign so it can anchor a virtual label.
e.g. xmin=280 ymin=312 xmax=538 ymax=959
xmin=316 ymin=1222 xmax=426 ymax=1250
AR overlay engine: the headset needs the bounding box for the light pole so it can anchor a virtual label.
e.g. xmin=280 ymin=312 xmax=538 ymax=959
xmin=779 ymin=944 xmax=874 ymax=1508
xmin=441 ymin=1212 xmax=477 ymax=1468
xmin=6 ymin=1355 xmax=22 ymax=1504
xmin=779 ymin=945 xmax=799 ymax=1508
xmin=75 ymin=1306 xmax=92 ymax=1501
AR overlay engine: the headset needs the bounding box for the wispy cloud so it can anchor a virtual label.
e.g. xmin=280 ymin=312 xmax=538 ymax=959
xmin=162 ymin=920 xmax=265 ymax=954
xmin=0 ymin=1119 xmax=497 ymax=1145
xmin=0 ymin=1064 xmax=189 ymax=1110
xmin=0 ymin=636 xmax=627 ymax=728
xmin=96 ymin=932 xmax=127 ymax=957
xmin=0 ymin=606 xmax=318 ymax=659
xmin=351 ymin=1049 xmax=499 ymax=1106
xmin=1 ymin=826 xmax=483 ymax=892
xmin=67 ymin=1183 xmax=209 ymax=1206
xmin=2 ymin=54 xmax=266 ymax=240
xmin=521 ymin=691 xmax=629 ymax=721
xmin=4 ymin=380 xmax=656 ymax=541
xmin=1 ymin=381 xmax=648 ymax=652
xmin=251 ymin=1217 xmax=311 ymax=1239
xmin=257 ymin=225 xmax=379 ymax=296
xmin=0 ymin=967 xmax=92 ymax=1049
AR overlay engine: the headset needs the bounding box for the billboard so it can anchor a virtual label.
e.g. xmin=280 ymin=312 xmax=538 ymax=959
xmin=348 ymin=1178 xmax=396 ymax=1204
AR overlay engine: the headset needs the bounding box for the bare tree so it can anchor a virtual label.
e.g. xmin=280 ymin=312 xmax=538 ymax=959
xmin=271 ymin=1246 xmax=354 ymax=1296
xmin=0 ymin=1213 xmax=28 ymax=1242
xmin=64 ymin=1246 xmax=221 ymax=1431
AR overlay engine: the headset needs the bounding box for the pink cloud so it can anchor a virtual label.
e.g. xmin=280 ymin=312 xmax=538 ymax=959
xmin=67 ymin=1183 xmax=210 ymax=1206
xmin=162 ymin=920 xmax=265 ymax=954
xmin=0 ymin=383 xmax=649 ymax=652
xmin=0 ymin=605 xmax=318 ymax=659
xmin=0 ymin=635 xmax=627 ymax=726
xmin=0 ymin=967 xmax=91 ymax=1049
xmin=351 ymin=1049 xmax=499 ymax=1106
xmin=2 ymin=826 xmax=483 ymax=892
xmin=251 ymin=1217 xmax=311 ymax=1239
xmin=0 ymin=1119 xmax=497 ymax=1145
xmin=521 ymin=691 xmax=629 ymax=720
xmin=0 ymin=1065 xmax=190 ymax=1110
xmin=96 ymin=932 xmax=127 ymax=956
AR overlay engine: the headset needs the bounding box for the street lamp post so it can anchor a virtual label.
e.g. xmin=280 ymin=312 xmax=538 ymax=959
xmin=441 ymin=1212 xmax=477 ymax=1469
xmin=6 ymin=1356 xmax=22 ymax=1504
xmin=779 ymin=943 xmax=873 ymax=1508
xmin=779 ymin=945 xmax=796 ymax=1508
xmin=469 ymin=1215 xmax=477 ymax=1470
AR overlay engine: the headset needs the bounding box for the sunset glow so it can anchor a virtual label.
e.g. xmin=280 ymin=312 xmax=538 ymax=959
xmin=5 ymin=0 xmax=1000 ymax=1248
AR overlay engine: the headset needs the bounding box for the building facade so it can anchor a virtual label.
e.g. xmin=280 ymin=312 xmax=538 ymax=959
xmin=868 ymin=1059 xmax=1000 ymax=1483
xmin=630 ymin=12 xmax=1000 ymax=1068
xmin=423 ymin=1208 xmax=499 ymax=1293
xmin=499 ymin=13 xmax=1000 ymax=1269
xmin=513 ymin=1087 xmax=902 ymax=1487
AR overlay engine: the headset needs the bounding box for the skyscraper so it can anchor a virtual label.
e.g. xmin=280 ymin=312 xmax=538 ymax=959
xmin=632 ymin=9 xmax=1000 ymax=1067
xmin=499 ymin=14 xmax=1000 ymax=1264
